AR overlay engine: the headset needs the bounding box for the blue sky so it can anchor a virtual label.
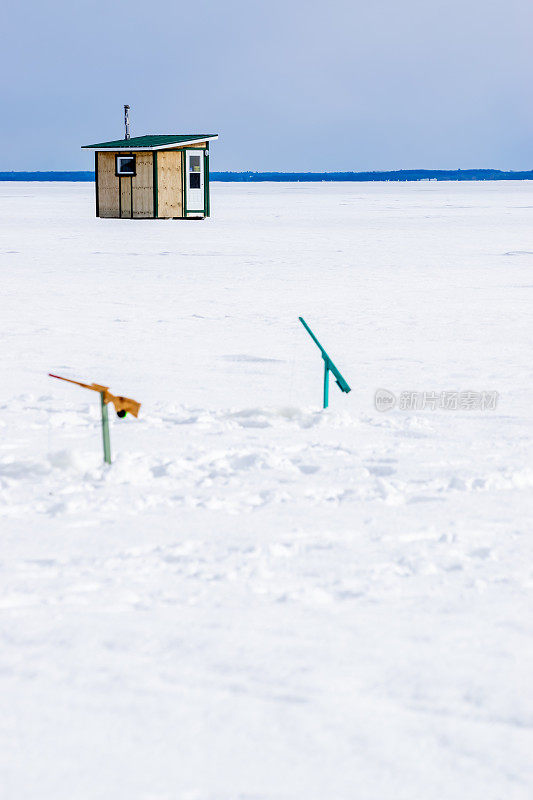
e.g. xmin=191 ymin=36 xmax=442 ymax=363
xmin=2 ymin=0 xmax=532 ymax=171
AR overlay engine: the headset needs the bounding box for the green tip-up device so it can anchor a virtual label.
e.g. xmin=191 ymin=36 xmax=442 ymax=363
xmin=299 ymin=317 xmax=351 ymax=409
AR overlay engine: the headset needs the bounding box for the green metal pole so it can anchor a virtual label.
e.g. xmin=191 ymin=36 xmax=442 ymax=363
xmin=100 ymin=392 xmax=111 ymax=464
xmin=298 ymin=317 xmax=351 ymax=408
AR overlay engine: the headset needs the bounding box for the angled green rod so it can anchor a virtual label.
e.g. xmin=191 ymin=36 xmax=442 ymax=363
xmin=299 ymin=317 xmax=351 ymax=408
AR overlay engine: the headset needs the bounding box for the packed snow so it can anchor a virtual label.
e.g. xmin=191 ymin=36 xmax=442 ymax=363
xmin=0 ymin=180 xmax=532 ymax=799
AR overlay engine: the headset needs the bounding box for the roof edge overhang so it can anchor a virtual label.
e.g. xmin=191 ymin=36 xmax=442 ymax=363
xmin=82 ymin=135 xmax=219 ymax=151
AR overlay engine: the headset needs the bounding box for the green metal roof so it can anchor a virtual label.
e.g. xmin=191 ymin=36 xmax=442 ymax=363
xmin=82 ymin=134 xmax=218 ymax=150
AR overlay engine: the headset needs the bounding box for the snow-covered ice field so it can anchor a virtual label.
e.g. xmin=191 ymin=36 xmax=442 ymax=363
xmin=0 ymin=180 xmax=532 ymax=799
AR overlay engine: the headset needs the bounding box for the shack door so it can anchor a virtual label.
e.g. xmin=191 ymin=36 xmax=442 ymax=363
xmin=185 ymin=150 xmax=204 ymax=213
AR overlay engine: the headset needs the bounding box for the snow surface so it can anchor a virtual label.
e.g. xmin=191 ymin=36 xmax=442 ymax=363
xmin=0 ymin=180 xmax=532 ymax=799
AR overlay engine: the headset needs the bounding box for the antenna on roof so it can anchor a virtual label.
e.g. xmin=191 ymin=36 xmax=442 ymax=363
xmin=124 ymin=104 xmax=130 ymax=140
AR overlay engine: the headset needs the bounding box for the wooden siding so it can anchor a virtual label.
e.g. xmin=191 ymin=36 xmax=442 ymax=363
xmin=164 ymin=142 xmax=206 ymax=151
xmin=132 ymin=152 xmax=154 ymax=218
xmin=97 ymin=153 xmax=119 ymax=217
xmin=120 ymin=177 xmax=132 ymax=218
xmin=96 ymin=147 xmax=205 ymax=219
xmin=157 ymin=151 xmax=182 ymax=217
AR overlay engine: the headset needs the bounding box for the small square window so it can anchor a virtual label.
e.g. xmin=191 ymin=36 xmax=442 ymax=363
xmin=116 ymin=155 xmax=136 ymax=176
xmin=189 ymin=173 xmax=201 ymax=189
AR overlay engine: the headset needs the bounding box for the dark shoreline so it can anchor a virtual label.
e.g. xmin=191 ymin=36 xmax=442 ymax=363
xmin=1 ymin=169 xmax=532 ymax=183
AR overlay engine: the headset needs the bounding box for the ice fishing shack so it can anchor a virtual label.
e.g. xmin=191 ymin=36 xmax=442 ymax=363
xmin=82 ymin=106 xmax=218 ymax=219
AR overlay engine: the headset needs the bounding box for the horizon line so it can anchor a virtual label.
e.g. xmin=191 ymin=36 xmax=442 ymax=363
xmin=1 ymin=168 xmax=532 ymax=183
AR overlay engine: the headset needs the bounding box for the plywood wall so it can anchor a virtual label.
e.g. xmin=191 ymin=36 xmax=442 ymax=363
xmin=132 ymin=152 xmax=154 ymax=218
xmin=97 ymin=153 xmax=119 ymax=217
xmin=157 ymin=151 xmax=183 ymax=217
xmin=96 ymin=147 xmax=204 ymax=218
xmin=120 ymin=177 xmax=132 ymax=218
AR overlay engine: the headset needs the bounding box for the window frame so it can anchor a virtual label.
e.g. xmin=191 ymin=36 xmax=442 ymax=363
xmin=188 ymin=153 xmax=202 ymax=189
xmin=115 ymin=153 xmax=137 ymax=177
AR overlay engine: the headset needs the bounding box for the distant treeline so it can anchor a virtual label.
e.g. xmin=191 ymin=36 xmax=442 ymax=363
xmin=1 ymin=172 xmax=95 ymax=181
xmin=1 ymin=169 xmax=533 ymax=182
xmin=214 ymin=169 xmax=533 ymax=182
